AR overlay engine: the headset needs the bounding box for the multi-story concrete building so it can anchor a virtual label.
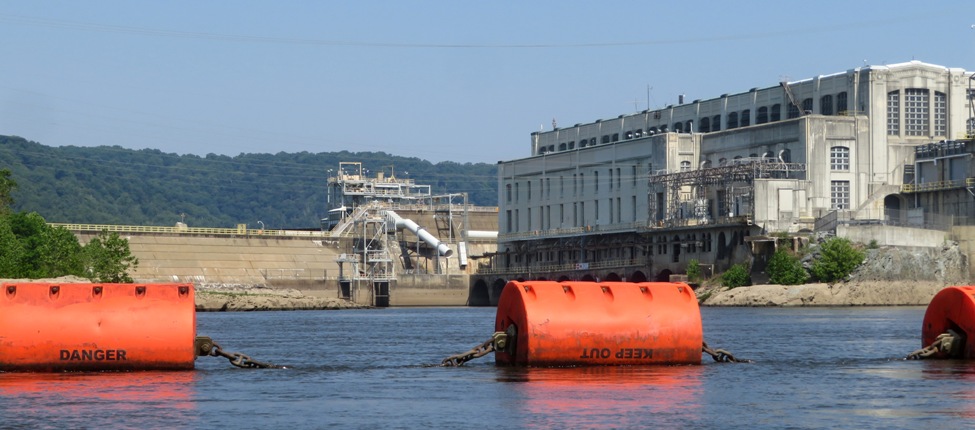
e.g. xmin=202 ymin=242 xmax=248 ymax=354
xmin=471 ymin=61 xmax=974 ymax=305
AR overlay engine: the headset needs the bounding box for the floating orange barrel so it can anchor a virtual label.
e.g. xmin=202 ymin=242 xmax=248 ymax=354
xmin=921 ymin=285 xmax=975 ymax=359
xmin=494 ymin=281 xmax=703 ymax=366
xmin=0 ymin=283 xmax=196 ymax=371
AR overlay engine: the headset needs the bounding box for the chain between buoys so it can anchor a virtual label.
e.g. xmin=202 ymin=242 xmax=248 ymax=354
xmin=195 ymin=336 xmax=285 ymax=369
xmin=905 ymin=330 xmax=960 ymax=360
xmin=702 ymin=341 xmax=752 ymax=363
xmin=441 ymin=332 xmax=508 ymax=367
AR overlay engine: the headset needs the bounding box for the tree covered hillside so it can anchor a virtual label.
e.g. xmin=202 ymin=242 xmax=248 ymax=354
xmin=0 ymin=135 xmax=498 ymax=229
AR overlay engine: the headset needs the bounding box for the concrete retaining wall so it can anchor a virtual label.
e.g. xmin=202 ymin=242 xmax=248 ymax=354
xmin=837 ymin=224 xmax=947 ymax=248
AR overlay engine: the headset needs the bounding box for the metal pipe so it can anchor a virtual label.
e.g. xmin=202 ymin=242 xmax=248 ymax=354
xmin=385 ymin=210 xmax=453 ymax=257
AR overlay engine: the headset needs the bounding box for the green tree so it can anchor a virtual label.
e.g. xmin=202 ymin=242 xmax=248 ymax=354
xmin=0 ymin=216 xmax=25 ymax=277
xmin=721 ymin=263 xmax=751 ymax=288
xmin=84 ymin=230 xmax=139 ymax=282
xmin=38 ymin=226 xmax=85 ymax=277
xmin=766 ymin=248 xmax=809 ymax=285
xmin=810 ymin=237 xmax=865 ymax=283
xmin=686 ymin=259 xmax=701 ymax=283
xmin=0 ymin=168 xmax=15 ymax=213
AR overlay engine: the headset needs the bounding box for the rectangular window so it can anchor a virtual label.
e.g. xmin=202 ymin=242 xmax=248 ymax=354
xmin=527 ymin=181 xmax=532 ymax=200
xmin=573 ymin=174 xmax=577 ymax=196
xmin=594 ymin=171 xmax=599 ymax=192
xmin=594 ymin=200 xmax=599 ymax=222
xmin=506 ymin=210 xmax=512 ymax=233
xmin=608 ymin=198 xmax=613 ymax=223
xmin=515 ymin=183 xmax=520 ymax=202
xmin=934 ymin=91 xmax=946 ymax=137
xmin=631 ymin=196 xmax=637 ymax=221
xmin=632 ymin=165 xmax=637 ymax=186
xmin=608 ymin=169 xmax=613 ymax=190
xmin=560 ymin=176 xmax=564 ymax=197
xmin=830 ymin=181 xmax=850 ymax=210
xmin=506 ymin=184 xmax=511 ymax=202
xmin=616 ymin=168 xmax=621 ymax=189
xmin=905 ymin=88 xmax=929 ymax=136
xmin=527 ymin=208 xmax=532 ymax=231
xmin=887 ymin=91 xmax=900 ymax=135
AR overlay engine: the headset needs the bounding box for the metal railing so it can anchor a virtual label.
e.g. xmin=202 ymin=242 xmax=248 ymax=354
xmin=51 ymin=223 xmax=330 ymax=238
xmin=477 ymin=258 xmax=644 ymax=275
xmin=901 ymin=178 xmax=975 ymax=193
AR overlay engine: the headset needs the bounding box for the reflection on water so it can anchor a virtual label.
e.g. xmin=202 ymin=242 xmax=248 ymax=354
xmin=498 ymin=366 xmax=703 ymax=428
xmin=0 ymin=371 xmax=197 ymax=428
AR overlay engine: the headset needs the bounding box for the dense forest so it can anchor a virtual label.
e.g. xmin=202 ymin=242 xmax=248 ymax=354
xmin=0 ymin=135 xmax=498 ymax=229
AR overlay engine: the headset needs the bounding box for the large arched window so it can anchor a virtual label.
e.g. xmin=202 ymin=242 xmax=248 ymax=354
xmin=802 ymin=98 xmax=813 ymax=114
xmin=787 ymin=103 xmax=800 ymax=119
xmin=740 ymin=110 xmax=750 ymax=127
xmin=711 ymin=115 xmax=721 ymax=131
xmin=821 ymin=95 xmax=833 ymax=115
xmin=727 ymin=112 xmax=739 ymax=129
xmin=837 ymin=92 xmax=848 ymax=114
xmin=699 ymin=116 xmax=710 ymax=133
xmin=756 ymin=106 xmax=769 ymax=124
xmin=680 ymin=160 xmax=691 ymax=171
xmin=771 ymin=104 xmax=782 ymax=121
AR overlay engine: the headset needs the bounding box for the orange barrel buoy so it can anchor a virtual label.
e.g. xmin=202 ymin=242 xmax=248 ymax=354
xmin=494 ymin=281 xmax=703 ymax=366
xmin=0 ymin=283 xmax=196 ymax=371
xmin=920 ymin=285 xmax=975 ymax=359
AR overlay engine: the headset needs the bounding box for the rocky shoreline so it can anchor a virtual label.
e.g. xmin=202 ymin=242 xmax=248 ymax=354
xmin=0 ymin=277 xmax=367 ymax=311
xmin=194 ymin=285 xmax=365 ymax=311
xmin=697 ymin=280 xmax=951 ymax=307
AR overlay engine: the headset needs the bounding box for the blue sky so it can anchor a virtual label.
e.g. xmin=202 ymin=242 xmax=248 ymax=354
xmin=1 ymin=1 xmax=973 ymax=164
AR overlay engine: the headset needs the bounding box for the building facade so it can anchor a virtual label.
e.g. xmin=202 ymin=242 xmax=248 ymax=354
xmin=472 ymin=61 xmax=974 ymax=305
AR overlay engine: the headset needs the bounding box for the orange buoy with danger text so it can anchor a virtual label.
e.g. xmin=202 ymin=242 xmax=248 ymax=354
xmin=920 ymin=285 xmax=975 ymax=359
xmin=0 ymin=283 xmax=196 ymax=371
xmin=493 ymin=281 xmax=703 ymax=366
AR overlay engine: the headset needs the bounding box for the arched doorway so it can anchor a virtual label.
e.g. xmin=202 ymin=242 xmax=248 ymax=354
xmin=470 ymin=279 xmax=490 ymax=306
xmin=655 ymin=269 xmax=673 ymax=282
xmin=581 ymin=274 xmax=596 ymax=282
xmin=629 ymin=271 xmax=647 ymax=282
xmin=605 ymin=273 xmax=622 ymax=281
xmin=491 ymin=278 xmax=507 ymax=305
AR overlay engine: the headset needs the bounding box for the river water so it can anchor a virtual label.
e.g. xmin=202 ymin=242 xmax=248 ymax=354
xmin=2 ymin=306 xmax=974 ymax=429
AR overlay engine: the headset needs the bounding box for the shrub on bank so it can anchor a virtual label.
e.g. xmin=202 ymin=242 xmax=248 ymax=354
xmin=767 ymin=248 xmax=809 ymax=285
xmin=810 ymin=237 xmax=865 ymax=283
xmin=721 ymin=263 xmax=751 ymax=289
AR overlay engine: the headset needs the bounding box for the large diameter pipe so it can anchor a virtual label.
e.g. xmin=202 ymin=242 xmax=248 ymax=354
xmin=466 ymin=230 xmax=498 ymax=240
xmin=385 ymin=211 xmax=453 ymax=257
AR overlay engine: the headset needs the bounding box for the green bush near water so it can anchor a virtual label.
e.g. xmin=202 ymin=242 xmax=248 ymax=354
xmin=721 ymin=263 xmax=751 ymax=289
xmin=810 ymin=237 xmax=865 ymax=283
xmin=767 ymin=248 xmax=809 ymax=285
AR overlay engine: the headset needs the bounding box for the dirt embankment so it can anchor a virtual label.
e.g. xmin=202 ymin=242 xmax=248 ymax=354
xmin=0 ymin=277 xmax=365 ymax=311
xmin=698 ymin=244 xmax=970 ymax=306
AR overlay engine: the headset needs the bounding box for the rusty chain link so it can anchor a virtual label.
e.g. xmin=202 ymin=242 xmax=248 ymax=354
xmin=905 ymin=330 xmax=960 ymax=360
xmin=702 ymin=341 xmax=752 ymax=363
xmin=195 ymin=336 xmax=285 ymax=369
xmin=441 ymin=332 xmax=507 ymax=367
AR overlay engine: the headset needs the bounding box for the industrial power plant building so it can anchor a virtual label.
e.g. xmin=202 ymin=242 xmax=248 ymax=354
xmin=473 ymin=61 xmax=975 ymax=304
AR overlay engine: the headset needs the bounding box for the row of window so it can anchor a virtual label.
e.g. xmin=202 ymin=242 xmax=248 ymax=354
xmin=541 ymin=93 xmax=852 ymax=155
xmin=503 ymin=197 xmax=638 ymax=232
xmin=505 ymin=166 xmax=644 ymax=202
